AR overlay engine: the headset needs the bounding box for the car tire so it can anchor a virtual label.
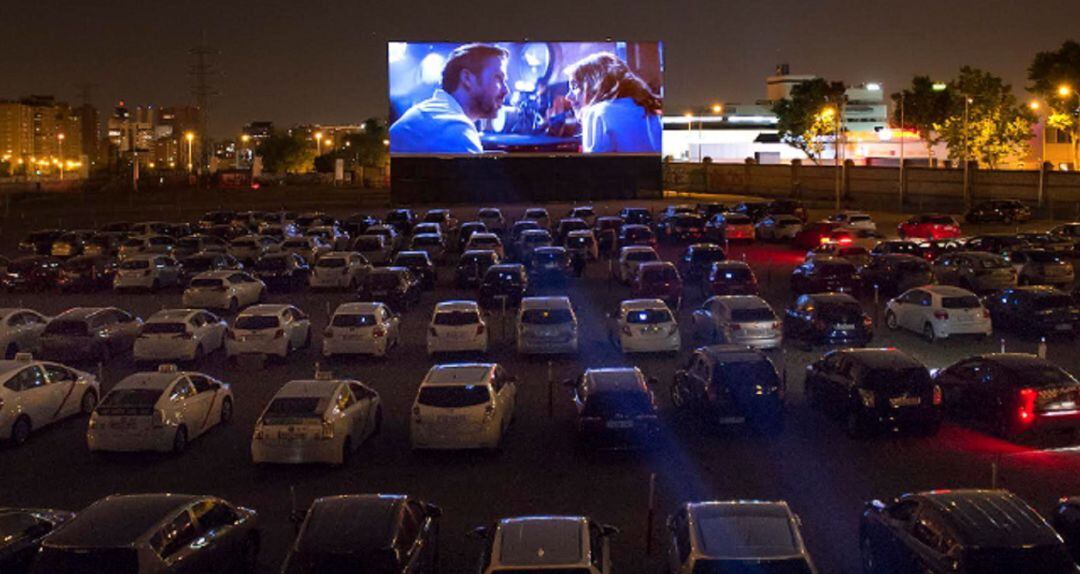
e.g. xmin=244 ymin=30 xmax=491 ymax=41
xmin=922 ymin=322 xmax=936 ymax=343
xmin=4 ymin=343 xmax=17 ymax=360
xmin=172 ymin=426 xmax=188 ymax=454
xmin=219 ymin=397 xmax=233 ymax=424
xmin=80 ymin=390 xmax=98 ymax=415
xmin=885 ymin=311 xmax=899 ymax=330
xmin=10 ymin=416 xmax=31 ymax=446
xmin=671 ymin=382 xmax=689 ymax=409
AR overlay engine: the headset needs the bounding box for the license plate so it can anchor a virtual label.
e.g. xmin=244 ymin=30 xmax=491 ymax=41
xmin=836 ymin=324 xmax=854 ymax=331
xmin=606 ymin=420 xmax=634 ymax=429
xmin=1056 ymin=324 xmax=1074 ymax=331
xmin=277 ymin=432 xmax=305 ymax=440
xmin=438 ymin=416 xmax=467 ymax=425
xmin=890 ymin=396 xmax=922 ymax=407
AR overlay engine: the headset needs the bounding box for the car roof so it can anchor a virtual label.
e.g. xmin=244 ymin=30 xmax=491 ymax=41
xmin=919 ymin=285 xmax=978 ymax=297
xmin=54 ymin=307 xmax=109 ymax=320
xmin=977 ymin=353 xmax=1063 ymax=372
xmin=805 ymin=293 xmax=859 ymax=304
xmin=423 ymin=363 xmax=496 ymax=386
xmin=521 ymin=296 xmax=572 ymax=309
xmin=686 ymin=501 xmax=802 ymax=559
xmin=638 ymin=261 xmax=675 ymax=270
xmin=298 ymin=495 xmax=404 ymax=553
xmin=277 ymin=379 xmax=346 ymax=398
xmin=712 ymin=260 xmax=751 ymax=269
xmin=146 ymin=309 xmax=203 ymax=322
xmin=239 ymin=304 xmax=291 ymax=315
xmin=0 ymin=359 xmax=54 ymax=377
xmin=913 ymin=490 xmax=1061 ymax=547
xmin=469 ymin=232 xmax=499 ymax=239
xmin=45 ymin=494 xmax=203 ymax=548
xmin=496 ymin=516 xmax=586 ymax=566
xmin=193 ymin=270 xmax=240 ymax=279
xmin=434 ymin=300 xmax=480 ymax=312
xmin=878 ymin=253 xmax=924 ymax=262
xmin=620 ymin=298 xmax=669 ymax=311
xmin=334 ymin=302 xmax=384 ymax=313
xmin=0 ymin=308 xmax=32 ymax=319
xmin=836 ymin=348 xmax=924 ymax=370
xmin=620 ymin=245 xmax=655 ymax=254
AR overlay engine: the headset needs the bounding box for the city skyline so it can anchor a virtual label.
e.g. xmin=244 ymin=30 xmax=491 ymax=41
xmin=3 ymin=0 xmax=1080 ymax=137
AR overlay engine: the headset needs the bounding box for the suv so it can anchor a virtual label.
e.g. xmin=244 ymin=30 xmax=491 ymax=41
xmin=783 ymin=293 xmax=872 ymax=348
xmin=566 ymin=367 xmax=660 ymax=449
xmin=860 ymin=489 xmax=1076 ymax=574
xmin=472 ymin=515 xmax=617 ymax=574
xmin=672 ymin=345 xmax=785 ymax=433
xmin=805 ymin=348 xmax=942 ymax=437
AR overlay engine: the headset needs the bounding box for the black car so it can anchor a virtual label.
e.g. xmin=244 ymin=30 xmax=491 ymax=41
xmin=871 ymin=239 xmax=923 ymax=258
xmin=678 ymin=243 xmax=726 ymax=281
xmin=861 ymin=254 xmax=934 ymax=295
xmin=733 ymin=201 xmax=771 ymax=222
xmin=455 ymin=250 xmax=500 ymax=288
xmin=783 ymin=293 xmax=872 ymax=348
xmin=672 ymin=345 xmax=785 ymax=433
xmin=1052 ymin=497 xmax=1080 ymax=566
xmin=457 ymin=221 xmax=488 ymax=251
xmin=790 ymin=257 xmax=861 ymax=296
xmin=618 ymin=206 xmax=652 ymax=226
xmin=178 ymin=252 xmax=244 ymax=285
xmin=933 ymin=353 xmax=1080 ymax=440
xmin=282 ymin=494 xmax=440 ymax=574
xmin=527 ymin=246 xmax=572 ymax=285
xmin=359 ymin=267 xmax=422 ymax=312
xmin=766 ymin=198 xmax=808 ymax=222
xmin=659 ymin=214 xmax=707 ymax=243
xmin=917 ymin=238 xmax=964 ymax=262
xmin=2 ymin=256 xmax=62 ymax=292
xmin=696 ymin=202 xmax=729 ymax=220
xmin=0 ymin=507 xmax=75 ymax=574
xmin=985 ymin=286 xmax=1080 ymax=337
xmin=963 ymin=233 xmax=1031 ymax=258
xmin=565 ymin=367 xmax=660 ymax=449
xmin=806 ymin=348 xmax=941 ymax=437
xmin=392 ymin=251 xmax=436 ymax=290
xmin=965 ymin=199 xmax=1032 ymax=224
xmin=385 ymin=208 xmax=417 ymax=235
xmin=479 ymin=264 xmax=529 ymax=309
xmin=253 ymin=252 xmax=311 ymax=291
xmin=18 ymin=229 xmax=65 ymax=255
xmin=55 ymin=255 xmax=118 ymax=292
xmin=860 ymin=489 xmax=1076 ymax=574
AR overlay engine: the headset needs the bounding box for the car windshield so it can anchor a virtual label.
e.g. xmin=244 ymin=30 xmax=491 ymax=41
xmin=963 ymin=545 xmax=1076 ymax=574
xmin=566 ymin=236 xmax=591 ymax=247
xmin=486 ymin=271 xmax=521 ymax=285
xmin=626 ymin=251 xmax=659 ymax=262
xmin=626 ymin=309 xmax=672 ymax=324
xmin=584 ymin=391 xmax=653 ymax=417
xmin=317 ymin=258 xmax=346 ymax=268
xmin=413 ymin=236 xmax=441 ymax=247
xmin=690 ymin=559 xmax=815 ymax=574
xmin=395 ymin=255 xmax=427 ymax=266
xmin=717 ymin=361 xmax=779 ymax=386
xmin=941 ymin=295 xmax=981 ymax=309
xmin=535 ymin=251 xmax=567 ymax=264
xmin=522 ymin=309 xmax=573 ymax=324
xmin=44 ymin=320 xmax=88 ymax=336
xmin=234 ymin=315 xmax=280 ymax=330
xmin=332 ymin=314 xmax=377 ymax=327
xmin=433 ymin=311 xmax=480 ymax=326
xmin=1034 ymin=295 xmax=1074 ymax=310
xmin=255 ymin=258 xmax=286 ymax=271
xmin=643 ymin=267 xmax=679 ymax=281
xmin=283 ymin=240 xmax=308 ymax=248
xmin=142 ymin=323 xmax=185 ymax=334
xmin=368 ymin=273 xmax=401 ymax=288
xmin=479 ymin=209 xmax=500 ymax=218
xmin=418 ymin=385 xmax=490 ymax=408
xmin=101 ymin=388 xmax=164 ymax=407
xmin=731 ymin=308 xmax=776 ymax=322
xmin=898 ymin=260 xmax=930 ymax=272
xmin=119 ymin=260 xmax=149 ymax=270
xmin=190 ymin=278 xmax=223 ymax=288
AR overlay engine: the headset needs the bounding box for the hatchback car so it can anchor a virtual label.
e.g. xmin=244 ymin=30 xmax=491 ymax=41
xmin=479 ymin=264 xmax=529 ymax=309
xmin=473 ymin=515 xmax=617 ymax=574
xmin=455 ymin=250 xmax=500 ymax=289
xmin=932 ymin=251 xmax=1017 ymax=293
xmin=690 ymin=295 xmax=781 ymax=349
xmin=1052 ymin=497 xmax=1080 ymax=566
xmin=522 ymin=207 xmax=551 ymax=229
xmin=225 ymin=304 xmax=311 ymax=359
xmin=806 ymin=348 xmax=942 ymax=437
xmin=385 ymin=208 xmax=417 ymax=234
xmin=707 ymin=212 xmax=755 ymax=242
xmin=0 ymin=355 xmax=98 ymax=446
xmin=173 ymin=234 xmax=228 ymax=258
xmin=885 ymin=285 xmax=992 ymax=342
xmin=323 ymin=302 xmax=401 ymax=358
xmin=49 ymin=230 xmax=95 ymax=259
xmin=0 ymin=507 xmax=74 ymax=574
xmin=516 ymin=296 xmax=579 ymax=354
xmin=566 ymin=367 xmax=660 ymax=449
xmin=619 ymin=206 xmax=652 ymax=225
xmin=113 ymin=255 xmax=181 ymax=292
xmin=564 ymin=229 xmax=600 ymax=262
xmin=427 ymin=300 xmax=488 ymax=355
xmin=617 ymin=224 xmax=657 ymax=249
xmin=40 ymin=307 xmax=143 ymax=362
xmin=871 ymin=239 xmax=924 ymax=258
xmin=964 ymin=233 xmax=1031 ymax=257
xmin=410 ymin=233 xmax=448 ymax=265
xmin=861 ymin=253 xmax=934 ymax=295
xmin=828 ymin=210 xmax=877 ymax=233
xmin=392 ymin=251 xmax=437 ymax=289
xmin=660 ymin=214 xmax=707 ymax=243
xmin=410 ymin=363 xmax=517 ymax=450
xmin=360 ymin=267 xmax=423 ymax=311
xmin=631 ymin=261 xmax=684 ymax=309
xmin=527 ymin=246 xmax=573 ymax=286
xmin=309 ymin=251 xmax=371 ymax=290
xmin=252 ymin=375 xmax=382 ymax=465
xmin=0 ymin=308 xmax=49 ymax=359
xmin=18 ymin=229 xmax=65 ymax=255
xmin=609 ymin=299 xmax=681 ymax=354
xmin=678 ymin=243 xmax=726 ymax=281
xmin=555 ymin=217 xmax=590 ymax=244
xmin=1008 ymin=249 xmax=1075 ymax=286
xmin=119 ymin=235 xmax=176 ymax=259
xmin=671 ymin=345 xmax=785 ymax=432
xmin=477 ymin=207 xmax=506 ymax=233
xmin=790 ymin=257 xmax=860 ymax=296
xmin=280 ymin=235 xmax=332 ymax=263
xmin=517 ymin=229 xmax=554 ymax=262
xmin=897 ymin=213 xmax=961 ymax=239
xmin=178 ymin=252 xmax=244 ymax=285
xmin=182 ymin=270 xmax=266 ymax=313
xmin=465 ymin=232 xmax=505 ymax=259
xmin=703 ymin=261 xmax=759 ymax=296
xmin=133 ymin=309 xmax=227 ymax=364
xmin=88 ymin=365 xmax=233 ymax=453
xmin=783 ymin=293 xmax=872 ymax=348
xmin=614 ymin=245 xmax=660 ymax=283
xmin=352 ymin=234 xmax=393 ymax=265
xmin=807 ymin=244 xmax=871 ymax=269
xmin=252 ymin=252 xmax=310 ymax=291
xmin=2 ymin=256 xmax=61 ymax=292
xmin=984 ymin=286 xmax=1080 ymax=337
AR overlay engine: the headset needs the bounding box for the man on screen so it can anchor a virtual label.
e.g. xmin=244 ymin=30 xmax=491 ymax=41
xmin=389 ymin=43 xmax=509 ymax=154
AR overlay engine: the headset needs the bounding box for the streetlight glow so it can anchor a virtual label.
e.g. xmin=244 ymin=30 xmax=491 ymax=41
xmin=932 ymin=83 xmax=947 ymax=92
xmin=711 ymin=103 xmax=723 ymax=114
xmin=1029 ymin=101 xmax=1040 ymax=111
xmin=1059 ymin=85 xmax=1072 ymax=97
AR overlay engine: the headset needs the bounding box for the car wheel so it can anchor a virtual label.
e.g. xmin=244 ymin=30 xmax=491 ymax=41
xmin=922 ymin=322 xmax=936 ymax=343
xmin=219 ymin=397 xmax=233 ymax=424
xmin=80 ymin=390 xmax=98 ymax=415
xmin=10 ymin=416 xmax=31 ymax=446
xmin=4 ymin=343 xmax=17 ymax=360
xmin=227 ymin=297 xmax=238 ymax=314
xmin=885 ymin=311 xmax=899 ymax=330
xmin=172 ymin=426 xmax=188 ymax=454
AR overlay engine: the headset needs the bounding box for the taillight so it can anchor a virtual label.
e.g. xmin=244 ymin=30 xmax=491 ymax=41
xmin=273 ymin=329 xmax=284 ymax=339
xmin=933 ymin=310 xmax=949 ymax=320
xmin=320 ymin=421 xmax=334 ymax=439
xmin=373 ymin=326 xmax=386 ymax=338
xmin=932 ymin=385 xmax=943 ymax=406
xmin=1018 ymin=388 xmax=1038 ymax=424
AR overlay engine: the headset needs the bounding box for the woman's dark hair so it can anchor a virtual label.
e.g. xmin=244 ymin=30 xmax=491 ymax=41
xmin=566 ymin=52 xmax=662 ymax=114
xmin=442 ymin=44 xmax=509 ymax=92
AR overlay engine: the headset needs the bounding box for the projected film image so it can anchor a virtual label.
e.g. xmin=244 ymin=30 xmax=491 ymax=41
xmin=388 ymin=41 xmax=664 ymax=155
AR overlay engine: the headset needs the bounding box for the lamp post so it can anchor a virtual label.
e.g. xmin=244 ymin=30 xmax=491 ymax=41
xmin=184 ymin=132 xmax=195 ymax=173
xmin=962 ymin=96 xmax=972 ymax=209
xmin=683 ymin=113 xmax=693 ymax=161
xmin=57 ymin=133 xmax=65 ymax=181
xmin=898 ymin=91 xmax=905 ymax=207
xmin=314 ymin=131 xmax=323 ymax=156
xmin=1059 ymin=85 xmax=1080 ymax=169
xmin=1031 ymin=101 xmax=1046 ymax=206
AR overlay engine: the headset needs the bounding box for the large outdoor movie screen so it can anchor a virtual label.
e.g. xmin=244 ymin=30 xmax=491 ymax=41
xmin=388 ymin=41 xmax=664 ymax=156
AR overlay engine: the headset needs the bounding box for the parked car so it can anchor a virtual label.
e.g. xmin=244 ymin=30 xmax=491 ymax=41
xmin=0 ymin=507 xmax=74 ymax=574
xmin=359 ymin=267 xmax=423 ymax=312
xmin=672 ymin=345 xmax=785 ymax=432
xmin=608 ymin=298 xmax=681 ymax=354
xmin=766 ymin=198 xmax=809 ymax=222
xmin=677 ymin=243 xmax=725 ymax=281
xmin=182 ymin=270 xmax=265 ymax=313
xmin=964 ymin=233 xmax=1031 ymax=257
xmin=965 ymin=199 xmax=1032 ymax=223
xmin=917 ymin=238 xmax=964 ymax=262
xmin=472 ymin=515 xmax=616 ymax=574
xmin=756 ymin=214 xmax=804 ymax=240
xmin=252 ymin=375 xmax=381 ymax=465
xmin=179 ymin=252 xmax=243 ymax=285
xmin=82 ymin=233 xmax=121 ymax=258
xmin=594 ymin=216 xmax=624 ymax=255
xmin=307 ymin=225 xmax=350 ymax=250
xmin=861 ymin=253 xmax=934 ymax=295
xmin=690 ymin=295 xmax=781 ymax=349
xmin=49 ymin=230 xmax=95 ymax=259
xmin=477 ymin=207 xmax=506 ymax=233
xmin=173 ymin=234 xmax=228 ymax=258
xmin=659 ymin=214 xmax=707 ymax=243
xmin=280 ymin=235 xmax=332 ymax=263
xmin=352 ymin=234 xmax=393 ymax=265
xmin=885 ymin=285 xmax=992 ymax=342
xmin=871 ymin=239 xmax=924 ymax=258
xmin=703 ymin=261 xmax=759 ymax=296
xmin=422 ymin=208 xmax=458 ymax=235
xmin=793 ymin=222 xmax=845 ymax=250
xmin=0 ymin=309 xmax=48 ymax=359
xmin=790 ymin=256 xmax=861 ymax=296
xmin=323 ymin=302 xmax=401 ymax=358
xmin=1008 ymin=249 xmax=1075 ymax=286
xmin=517 ymin=229 xmax=554 ymax=262
xmin=282 ymin=495 xmax=441 ymax=574
xmin=807 ymin=244 xmax=871 ymax=269
xmin=566 ymin=367 xmax=660 ymax=449
xmin=631 ymin=261 xmax=684 ymax=309
xmin=385 ymin=208 xmax=417 ymax=235
xmin=30 ymin=494 xmax=260 ymax=574
xmin=733 ymin=201 xmax=771 ymax=222
xmin=783 ymin=293 xmax=872 ymax=348
xmin=410 ymin=233 xmax=448 ymax=265
xmin=88 ymin=365 xmax=233 ymax=453
xmin=860 ymin=489 xmax=1076 ymax=574
xmin=934 ymin=353 xmax=1080 ymax=440
xmin=555 ymin=217 xmax=590 ymax=244
xmin=392 ymin=251 xmax=436 ymax=290
xmin=412 ymin=222 xmax=444 ymax=240
xmin=0 ymin=355 xmax=98 ymax=446
xmin=479 ymin=264 xmax=529 ymax=309
xmin=613 ymin=245 xmax=660 ymax=283
xmin=252 ymin=252 xmax=310 ymax=291
xmin=619 ymin=206 xmax=652 ymax=225
xmin=985 ymin=286 xmax=1080 ymax=337
xmin=897 ymin=213 xmax=961 ymax=239
xmin=828 ymin=210 xmax=877 ymax=233
xmin=564 ymin=229 xmax=599 ymax=262
xmin=1052 ymin=497 xmax=1080 ymax=566
xmin=568 ymin=205 xmax=597 ymax=227
xmin=119 ymin=234 xmax=175 ymax=258
xmin=516 ymin=296 xmax=578 ymax=355
xmin=617 ymin=224 xmax=657 ymax=248
xmin=2 ymin=256 xmax=61 ymax=292
xmin=225 ymin=304 xmax=311 ymax=359
xmin=465 ymin=232 xmax=505 ymax=259
xmin=56 ymin=255 xmax=118 ymax=292
xmin=427 ymin=300 xmax=488 ymax=355
xmin=18 ymin=229 xmax=65 ymax=255
xmin=932 ymin=251 xmax=1017 ymax=293
xmin=133 ymin=309 xmax=227 ymax=364
xmin=707 ymin=212 xmax=755 ymax=242
xmin=227 ymin=234 xmax=279 ymax=264
xmin=410 ymin=363 xmax=517 ymax=450
xmin=455 ymin=250 xmax=500 ymax=288
xmin=522 ymin=207 xmax=551 ymax=229
xmin=527 ymin=246 xmax=573 ymax=286
xmin=113 ymin=254 xmax=181 ymax=292
xmin=40 ymin=307 xmax=142 ymax=362
xmin=309 ymin=251 xmax=371 ymax=290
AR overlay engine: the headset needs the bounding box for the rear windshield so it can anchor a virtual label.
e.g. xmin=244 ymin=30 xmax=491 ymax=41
xmin=470 ymin=236 xmax=499 ymax=246
xmin=142 ymin=323 xmax=185 ymax=334
xmin=625 ymin=228 xmax=653 ymax=239
xmin=100 ymin=388 xmax=164 ymax=407
xmin=865 ymin=368 xmax=931 ymax=391
xmin=433 ymin=311 xmax=480 ymax=326
xmin=234 ymin=315 xmax=280 ymax=330
xmin=332 ymin=314 xmax=377 ymax=327
xmin=485 ymin=271 xmax=522 ymax=284
xmin=317 ymin=258 xmax=346 ymax=268
xmin=713 ymin=267 xmax=752 ymax=281
xmin=413 ymin=236 xmax=441 ymax=246
xmin=1013 ymin=365 xmax=1079 ymax=389
xmin=849 ymin=215 xmax=871 ymax=222
xmin=119 ymin=260 xmax=149 ymax=270
xmin=44 ymin=321 xmax=88 ymax=336
xmin=534 ymin=251 xmax=567 ymax=263
xmin=692 ymin=250 xmax=725 ymax=263
xmin=418 ymin=385 xmax=490 ymax=408
xmin=521 ymin=309 xmax=574 ymax=324
xmin=354 ymin=237 xmax=381 ymax=249
xmin=731 ymin=308 xmax=776 ymax=322
xmin=818 ymin=263 xmax=855 ymax=277
xmin=584 ymin=391 xmax=653 ymax=417
xmin=190 ymin=278 xmax=223 ymax=288
xmin=479 ymin=209 xmax=500 ymax=218
xmin=941 ymin=295 xmax=981 ymax=309
xmin=626 ymin=309 xmax=673 ymax=324
xmin=394 ymin=254 xmax=427 ymax=266
xmin=898 ymin=259 xmax=930 ymax=272
xmin=643 ymin=267 xmax=679 ymax=281
xmin=1034 ymin=295 xmax=1074 ymax=310
xmin=283 ymin=240 xmax=308 ymax=248
xmin=963 ymin=546 xmax=1076 ymax=574
xmin=32 ymin=548 xmax=140 ymax=574
xmin=626 ymin=251 xmax=659 ymax=262
xmin=818 ymin=303 xmax=863 ymax=322
xmin=263 ymin=397 xmax=324 ymax=421
xmin=523 ymin=234 xmax=550 ymax=244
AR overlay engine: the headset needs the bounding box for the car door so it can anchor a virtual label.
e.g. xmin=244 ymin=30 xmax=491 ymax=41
xmin=190 ymin=499 xmax=247 ymax=572
xmin=41 ymin=363 xmax=84 ymax=420
xmin=186 ymin=375 xmax=221 ymax=436
xmin=406 ymin=500 xmax=439 ymax=573
xmin=907 ymin=290 xmax=933 ymax=331
xmin=347 ymin=382 xmax=373 ymax=438
xmin=200 ymin=312 xmax=226 ymax=350
xmin=167 ymin=377 xmax=205 ymax=436
xmin=111 ymin=309 xmax=142 ymax=347
xmin=153 ymin=507 xmax=208 ymax=574
xmin=905 ymin=507 xmax=955 ymax=573
xmin=6 ymin=366 xmax=57 ymax=425
xmin=666 ymin=508 xmax=693 ymax=573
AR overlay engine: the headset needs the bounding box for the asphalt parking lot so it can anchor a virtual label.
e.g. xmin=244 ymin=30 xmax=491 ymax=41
xmin=2 ymin=196 xmax=1080 ymax=573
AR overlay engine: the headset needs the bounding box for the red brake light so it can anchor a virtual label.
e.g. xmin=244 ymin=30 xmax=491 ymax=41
xmin=373 ymin=326 xmax=386 ymax=338
xmin=1018 ymin=388 xmax=1038 ymax=424
xmin=933 ymin=311 xmax=949 ymax=320
xmin=933 ymin=385 xmax=943 ymax=406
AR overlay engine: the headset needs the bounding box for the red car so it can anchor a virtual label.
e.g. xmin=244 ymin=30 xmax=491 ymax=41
xmin=793 ymin=222 xmax=852 ymax=250
xmin=897 ymin=214 xmax=961 ymax=240
xmin=631 ymin=261 xmax=683 ymax=309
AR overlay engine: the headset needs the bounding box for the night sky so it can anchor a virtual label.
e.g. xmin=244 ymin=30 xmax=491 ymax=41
xmin=4 ymin=0 xmax=1078 ymax=137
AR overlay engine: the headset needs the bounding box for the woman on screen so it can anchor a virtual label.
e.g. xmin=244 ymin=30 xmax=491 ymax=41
xmin=565 ymin=52 xmax=663 ymax=154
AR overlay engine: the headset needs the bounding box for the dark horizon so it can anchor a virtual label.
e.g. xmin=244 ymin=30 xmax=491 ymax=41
xmin=4 ymin=0 xmax=1078 ymax=138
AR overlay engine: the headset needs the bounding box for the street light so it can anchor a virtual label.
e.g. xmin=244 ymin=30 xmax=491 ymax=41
xmin=184 ymin=132 xmax=195 ymax=173
xmin=1031 ymin=100 xmax=1047 ymax=205
xmin=314 ymin=131 xmax=323 ymax=156
xmin=57 ymin=133 xmax=65 ymax=181
xmin=711 ymin=103 xmax=723 ymax=114
xmin=962 ymin=96 xmax=973 ymax=208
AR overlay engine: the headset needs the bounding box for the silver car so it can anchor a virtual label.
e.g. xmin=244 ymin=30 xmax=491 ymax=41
xmin=517 ymin=296 xmax=579 ymax=354
xmin=932 ymin=251 xmax=1017 ymax=293
xmin=690 ymin=295 xmax=782 ymax=349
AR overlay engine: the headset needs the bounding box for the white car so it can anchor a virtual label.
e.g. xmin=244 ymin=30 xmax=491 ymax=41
xmin=0 ymin=354 xmax=99 ymax=446
xmin=174 ymin=234 xmax=228 ymax=257
xmin=352 ymin=234 xmax=393 ymax=265
xmin=113 ymin=254 xmax=182 ymax=292
xmin=228 ymin=234 xmax=279 ymax=262
xmin=828 ymin=211 xmax=877 ymax=233
xmin=465 ymin=232 xmax=505 ymax=259
xmin=118 ymin=235 xmax=175 ymax=259
xmin=609 ymin=299 xmax=681 ymax=353
xmin=182 ymin=270 xmax=266 ymax=313
xmin=885 ymin=285 xmax=993 ymax=342
xmin=252 ymin=375 xmax=382 ymax=465
xmin=309 ymin=251 xmax=371 ymax=290
xmin=410 ymin=363 xmax=517 ymax=450
xmin=87 ymin=365 xmax=233 ymax=453
xmin=755 ymin=215 xmax=804 ymax=240
xmin=427 ymin=301 xmax=488 ymax=355
xmin=280 ymin=235 xmax=332 ymax=263
xmin=477 ymin=207 xmax=506 ymax=233
xmin=565 ymin=229 xmax=599 ymax=261
xmin=0 ymin=308 xmax=49 ymax=359
xmin=517 ymin=296 xmax=578 ymax=354
xmin=226 ymin=304 xmax=312 ymax=359
xmin=323 ymin=302 xmax=401 ymax=358
xmin=308 ymin=225 xmax=350 ymax=250
xmin=134 ymin=309 xmax=228 ymax=363
xmin=614 ymin=246 xmax=661 ymax=283
xmin=568 ymin=205 xmax=597 ymax=227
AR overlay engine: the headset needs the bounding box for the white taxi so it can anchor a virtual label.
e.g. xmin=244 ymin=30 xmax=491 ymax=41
xmin=614 ymin=246 xmax=661 ymax=283
xmin=427 ymin=301 xmax=488 ymax=356
xmin=182 ymin=270 xmax=266 ymax=313
xmin=0 ymin=308 xmax=49 ymax=359
xmin=0 ymin=354 xmax=99 ymax=446
xmin=410 ymin=363 xmax=517 ymax=451
xmin=226 ymin=304 xmax=312 ymax=359
xmin=133 ymin=309 xmax=228 ymax=364
xmin=113 ymin=254 xmax=181 ymax=292
xmin=309 ymin=251 xmax=371 ymax=290
xmin=86 ymin=365 xmax=233 ymax=453
xmin=323 ymin=302 xmax=401 ymax=358
xmin=609 ymin=299 xmax=681 ymax=354
xmin=251 ymin=374 xmax=382 ymax=465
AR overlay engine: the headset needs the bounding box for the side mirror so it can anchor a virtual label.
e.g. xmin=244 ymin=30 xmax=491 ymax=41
xmin=468 ymin=526 xmax=490 ymax=540
xmin=600 ymin=524 xmax=620 ymax=538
